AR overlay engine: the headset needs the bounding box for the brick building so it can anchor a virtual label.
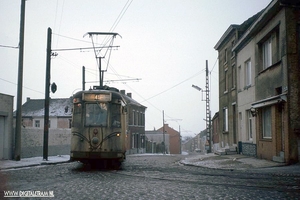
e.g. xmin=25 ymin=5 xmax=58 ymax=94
xmin=157 ymin=124 xmax=181 ymax=154
xmin=120 ymin=90 xmax=147 ymax=154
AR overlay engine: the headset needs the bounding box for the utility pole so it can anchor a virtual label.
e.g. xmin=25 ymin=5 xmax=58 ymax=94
xmin=43 ymin=27 xmax=52 ymax=161
xmin=15 ymin=0 xmax=26 ymax=161
xmin=179 ymin=125 xmax=181 ymax=154
xmin=162 ymin=110 xmax=165 ymax=154
xmin=82 ymin=66 xmax=85 ymax=90
xmin=205 ymin=60 xmax=212 ymax=153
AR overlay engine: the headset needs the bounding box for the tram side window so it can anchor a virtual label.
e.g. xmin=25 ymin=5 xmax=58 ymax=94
xmin=85 ymin=103 xmax=107 ymax=126
xmin=111 ymin=103 xmax=121 ymax=128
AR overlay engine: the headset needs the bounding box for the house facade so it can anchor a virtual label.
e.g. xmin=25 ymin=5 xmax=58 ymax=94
xmin=0 ymin=93 xmax=14 ymax=159
xmin=157 ymin=124 xmax=181 ymax=154
xmin=121 ymin=90 xmax=147 ymax=154
xmin=217 ymin=0 xmax=300 ymax=163
xmin=12 ymin=97 xmax=73 ymax=158
xmin=214 ymin=25 xmax=240 ymax=149
xmin=235 ymin=33 xmax=258 ymax=157
xmin=15 ymin=97 xmax=73 ymax=129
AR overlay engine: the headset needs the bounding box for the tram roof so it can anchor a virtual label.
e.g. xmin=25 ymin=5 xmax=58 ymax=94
xmin=73 ymin=86 xmax=146 ymax=109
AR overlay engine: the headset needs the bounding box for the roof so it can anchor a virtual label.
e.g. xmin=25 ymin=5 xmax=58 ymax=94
xmin=214 ymin=9 xmax=264 ymax=50
xmin=73 ymin=86 xmax=147 ymax=109
xmin=121 ymin=93 xmax=147 ymax=108
xmin=15 ymin=98 xmax=73 ymax=117
xmin=233 ymin=0 xmax=282 ymax=51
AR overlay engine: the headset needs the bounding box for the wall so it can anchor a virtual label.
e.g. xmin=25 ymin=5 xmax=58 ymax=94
xmin=0 ymin=93 xmax=14 ymax=159
xmin=217 ymin=29 xmax=238 ymax=148
xmin=236 ymin=39 xmax=256 ymax=144
xmin=286 ymin=4 xmax=300 ymax=163
xmin=20 ymin=128 xmax=71 ymax=158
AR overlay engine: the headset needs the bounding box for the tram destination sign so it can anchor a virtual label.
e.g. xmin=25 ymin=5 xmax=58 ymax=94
xmin=83 ymin=93 xmax=112 ymax=102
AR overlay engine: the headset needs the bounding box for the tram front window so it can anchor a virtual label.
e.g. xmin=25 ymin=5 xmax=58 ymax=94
xmin=111 ymin=103 xmax=121 ymax=128
xmin=85 ymin=103 xmax=107 ymax=126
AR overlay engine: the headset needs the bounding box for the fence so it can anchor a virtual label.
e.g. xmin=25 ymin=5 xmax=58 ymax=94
xmin=239 ymin=142 xmax=257 ymax=157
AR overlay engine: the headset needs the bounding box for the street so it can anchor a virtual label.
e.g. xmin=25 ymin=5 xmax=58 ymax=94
xmin=1 ymin=154 xmax=300 ymax=199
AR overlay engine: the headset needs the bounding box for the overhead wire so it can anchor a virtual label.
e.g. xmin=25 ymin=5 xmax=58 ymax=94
xmin=140 ymin=69 xmax=206 ymax=103
xmin=0 ymin=77 xmax=44 ymax=95
xmin=53 ymin=0 xmax=65 ymax=49
xmin=0 ymin=44 xmax=18 ymax=49
xmin=102 ymin=0 xmax=133 ymax=45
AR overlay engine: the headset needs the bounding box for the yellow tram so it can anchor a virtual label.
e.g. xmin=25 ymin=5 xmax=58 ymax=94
xmin=70 ymin=86 xmax=127 ymax=168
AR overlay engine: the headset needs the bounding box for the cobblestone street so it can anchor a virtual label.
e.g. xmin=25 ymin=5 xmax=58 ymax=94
xmin=1 ymin=154 xmax=300 ymax=199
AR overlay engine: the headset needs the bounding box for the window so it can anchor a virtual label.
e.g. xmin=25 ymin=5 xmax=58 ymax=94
xmin=132 ymin=110 xmax=135 ymax=125
xmin=142 ymin=113 xmax=145 ymax=126
xmin=231 ymin=40 xmax=235 ymax=57
xmin=111 ymin=103 xmax=121 ymax=128
xmin=263 ymin=38 xmax=272 ymax=69
xmin=224 ymin=48 xmax=228 ymax=63
xmin=247 ymin=111 xmax=253 ymax=140
xmin=85 ymin=103 xmax=107 ymax=126
xmin=238 ymin=66 xmax=242 ymax=90
xmin=245 ymin=60 xmax=251 ymax=87
xmin=232 ymin=65 xmax=236 ymax=89
xmin=135 ymin=111 xmax=139 ymax=126
xmin=262 ymin=107 xmax=272 ymax=138
xmin=223 ymin=107 xmax=228 ymax=132
xmin=35 ymin=120 xmax=40 ymax=128
xmin=224 ymin=69 xmax=228 ymax=92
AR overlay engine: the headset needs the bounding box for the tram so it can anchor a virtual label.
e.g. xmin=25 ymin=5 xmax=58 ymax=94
xmin=70 ymin=86 xmax=127 ymax=167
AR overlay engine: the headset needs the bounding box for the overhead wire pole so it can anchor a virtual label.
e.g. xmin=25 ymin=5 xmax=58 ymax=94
xmin=15 ymin=0 xmax=26 ymax=161
xmin=192 ymin=60 xmax=212 ymax=154
xmin=43 ymin=27 xmax=52 ymax=161
xmin=205 ymin=60 xmax=212 ymax=153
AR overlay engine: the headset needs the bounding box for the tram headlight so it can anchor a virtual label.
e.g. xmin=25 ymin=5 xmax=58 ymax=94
xmin=116 ymin=133 xmax=120 ymax=137
xmin=73 ymin=98 xmax=80 ymax=103
xmin=92 ymin=137 xmax=99 ymax=144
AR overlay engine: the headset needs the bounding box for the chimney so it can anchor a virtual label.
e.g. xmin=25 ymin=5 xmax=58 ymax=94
xmin=120 ymin=90 xmax=125 ymax=95
xmin=127 ymin=93 xmax=132 ymax=98
xmin=27 ymin=97 xmax=30 ymax=102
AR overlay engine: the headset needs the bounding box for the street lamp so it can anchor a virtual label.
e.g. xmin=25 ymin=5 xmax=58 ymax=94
xmin=192 ymin=84 xmax=212 ymax=153
xmin=192 ymin=85 xmax=202 ymax=91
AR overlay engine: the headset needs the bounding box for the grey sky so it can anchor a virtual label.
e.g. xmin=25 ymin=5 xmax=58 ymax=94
xmin=0 ymin=0 xmax=271 ymax=137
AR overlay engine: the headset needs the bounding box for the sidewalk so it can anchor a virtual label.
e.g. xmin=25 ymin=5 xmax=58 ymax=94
xmin=1 ymin=153 xmax=300 ymax=174
xmin=180 ymin=153 xmax=300 ymax=173
xmin=0 ymin=155 xmax=70 ymax=170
